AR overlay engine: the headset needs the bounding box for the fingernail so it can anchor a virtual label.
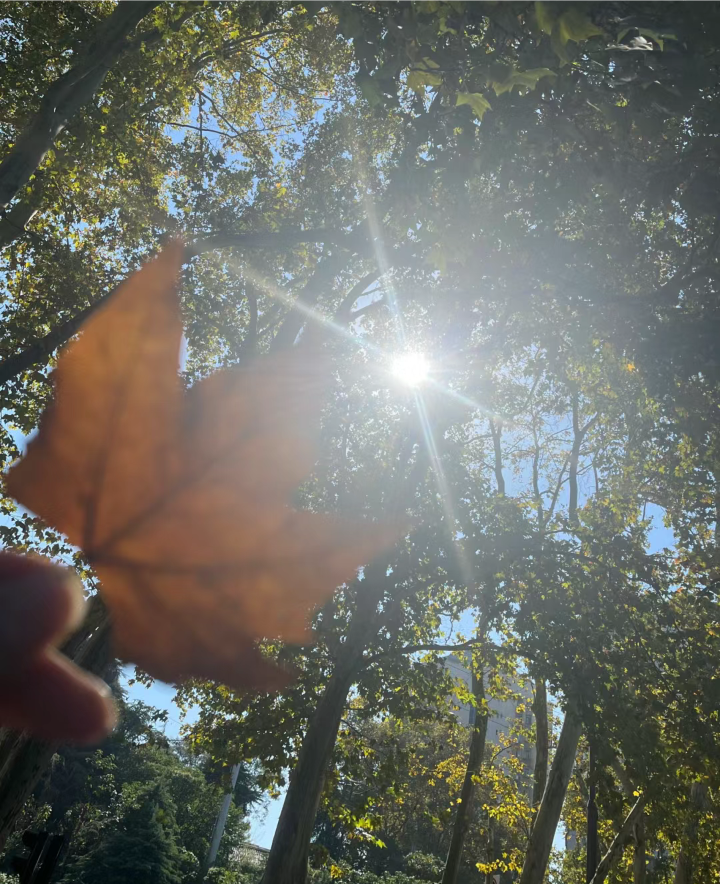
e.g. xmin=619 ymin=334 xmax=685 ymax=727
xmin=82 ymin=679 xmax=118 ymax=744
xmin=56 ymin=572 xmax=86 ymax=639
xmin=0 ymin=569 xmax=86 ymax=661
xmin=92 ymin=679 xmax=118 ymax=732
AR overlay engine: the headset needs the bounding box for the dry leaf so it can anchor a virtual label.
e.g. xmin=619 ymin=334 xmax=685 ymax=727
xmin=7 ymin=244 xmax=399 ymax=690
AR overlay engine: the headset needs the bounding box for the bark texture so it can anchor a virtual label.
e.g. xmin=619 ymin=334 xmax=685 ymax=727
xmin=588 ymin=797 xmax=644 ymax=884
xmin=531 ymin=678 xmax=548 ymax=817
xmin=259 ymin=663 xmax=356 ymax=884
xmin=260 ymin=567 xmax=388 ymax=884
xmin=518 ymin=711 xmax=582 ymax=884
xmin=674 ymin=782 xmax=708 ymax=884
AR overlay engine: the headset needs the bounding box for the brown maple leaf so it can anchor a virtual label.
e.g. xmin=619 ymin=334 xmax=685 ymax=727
xmin=6 ymin=243 xmax=398 ymax=690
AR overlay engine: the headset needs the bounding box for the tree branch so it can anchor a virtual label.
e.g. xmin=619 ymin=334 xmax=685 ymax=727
xmin=348 ymin=296 xmax=387 ymax=323
xmin=334 ymin=269 xmax=384 ymax=325
xmin=588 ymin=798 xmax=645 ymax=884
xmin=363 ymin=637 xmax=507 ymax=668
xmin=0 ymin=226 xmax=350 ymax=387
xmin=489 ymin=419 xmax=506 ymax=497
xmin=192 ymin=29 xmax=290 ymax=70
xmin=269 ymin=224 xmax=378 ymax=353
xmin=0 ymin=184 xmax=45 ymax=250
xmin=187 ymin=226 xmax=354 ymax=258
xmin=0 ymin=2 xmax=159 ymax=209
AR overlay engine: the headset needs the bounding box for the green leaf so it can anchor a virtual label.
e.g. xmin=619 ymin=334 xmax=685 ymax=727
xmin=557 ymin=8 xmax=603 ymax=44
xmin=493 ymin=67 xmax=557 ymax=95
xmin=456 ymin=91 xmax=492 ymax=120
xmin=419 ymin=0 xmax=442 ymax=11
xmin=535 ymin=1 xmax=555 ymax=35
xmin=427 ymin=244 xmax=447 ymax=274
xmin=407 ymin=69 xmax=443 ymax=93
xmin=550 ymin=8 xmax=603 ymax=63
xmin=358 ymin=74 xmax=383 ymax=106
xmin=437 ymin=13 xmax=458 ymax=36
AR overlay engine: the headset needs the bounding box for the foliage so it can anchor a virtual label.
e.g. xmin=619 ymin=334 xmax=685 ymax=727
xmin=3 ymin=1 xmax=720 ymax=881
xmin=313 ymin=714 xmax=531 ymax=882
xmin=0 ymin=695 xmax=257 ymax=883
xmin=68 ymin=780 xmax=187 ymax=884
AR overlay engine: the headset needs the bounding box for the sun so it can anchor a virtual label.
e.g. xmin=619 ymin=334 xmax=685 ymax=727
xmin=391 ymin=352 xmax=430 ymax=387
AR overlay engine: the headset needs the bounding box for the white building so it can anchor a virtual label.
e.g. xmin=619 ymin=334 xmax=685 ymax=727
xmin=443 ymin=654 xmax=537 ymax=792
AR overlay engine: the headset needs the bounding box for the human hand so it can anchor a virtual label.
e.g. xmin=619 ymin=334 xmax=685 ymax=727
xmin=0 ymin=553 xmax=116 ymax=743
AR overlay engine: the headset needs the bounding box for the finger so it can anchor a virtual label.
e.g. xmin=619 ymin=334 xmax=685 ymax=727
xmin=0 ymin=648 xmax=116 ymax=744
xmin=0 ymin=553 xmax=85 ymax=668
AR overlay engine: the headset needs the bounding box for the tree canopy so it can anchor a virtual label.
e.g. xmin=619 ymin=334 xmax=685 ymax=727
xmin=2 ymin=3 xmax=720 ymax=884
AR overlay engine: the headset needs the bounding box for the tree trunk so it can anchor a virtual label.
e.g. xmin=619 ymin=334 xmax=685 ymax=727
xmin=260 ymin=562 xmax=389 ymax=884
xmin=588 ymin=797 xmax=644 ymax=884
xmin=442 ymin=662 xmax=488 ymax=884
xmin=674 ymin=782 xmax=708 ymax=884
xmin=488 ymin=420 xmax=506 ymax=497
xmin=0 ymin=2 xmax=158 ymax=209
xmin=569 ymin=390 xmax=582 ymax=522
xmin=204 ymin=763 xmax=241 ymax=874
xmin=0 ymin=736 xmax=55 ymax=851
xmin=586 ymin=744 xmax=599 ymax=882
xmin=0 ymin=597 xmax=110 ymax=850
xmin=269 ymin=246 xmax=368 ymax=353
xmin=0 ymin=188 xmax=44 ymax=250
xmin=259 ymin=660 xmax=357 ymax=884
xmin=531 ymin=678 xmax=548 ymax=819
xmin=633 ymin=810 xmax=646 ymax=884
xmin=518 ymin=711 xmax=582 ymax=884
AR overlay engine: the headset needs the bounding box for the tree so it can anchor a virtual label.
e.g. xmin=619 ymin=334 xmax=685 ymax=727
xmin=0 ymin=693 xmax=258 ymax=884
xmin=4 ymin=2 xmax=720 ymax=880
xmin=70 ymin=781 xmax=185 ymax=884
xmin=314 ymin=713 xmax=531 ymax=882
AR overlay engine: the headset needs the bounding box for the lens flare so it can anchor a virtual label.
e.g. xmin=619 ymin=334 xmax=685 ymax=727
xmin=391 ymin=352 xmax=430 ymax=387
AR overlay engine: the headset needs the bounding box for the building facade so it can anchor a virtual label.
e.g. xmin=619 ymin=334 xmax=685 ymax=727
xmin=443 ymin=654 xmax=537 ymax=796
